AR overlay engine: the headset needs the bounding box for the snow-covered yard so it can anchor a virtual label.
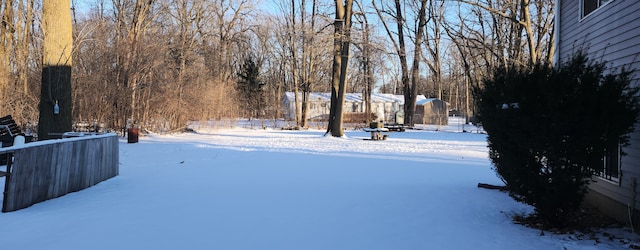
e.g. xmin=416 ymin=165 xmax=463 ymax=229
xmin=0 ymin=121 xmax=638 ymax=249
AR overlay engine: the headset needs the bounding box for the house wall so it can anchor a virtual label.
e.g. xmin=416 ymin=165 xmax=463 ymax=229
xmin=283 ymin=97 xmax=331 ymax=120
xmin=307 ymin=101 xmax=330 ymax=120
xmin=283 ymin=93 xmax=409 ymax=123
xmin=557 ymin=0 xmax=640 ymax=228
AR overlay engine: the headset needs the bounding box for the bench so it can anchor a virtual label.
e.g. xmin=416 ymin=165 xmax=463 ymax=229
xmin=0 ymin=115 xmax=24 ymax=147
xmin=363 ymin=127 xmax=389 ymax=140
xmin=0 ymin=115 xmax=32 ymax=166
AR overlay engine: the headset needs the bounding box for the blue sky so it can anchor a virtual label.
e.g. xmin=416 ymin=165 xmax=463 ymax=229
xmin=72 ymin=0 xmax=94 ymax=13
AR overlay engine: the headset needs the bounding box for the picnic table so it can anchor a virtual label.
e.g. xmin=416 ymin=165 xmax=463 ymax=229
xmin=363 ymin=127 xmax=389 ymax=140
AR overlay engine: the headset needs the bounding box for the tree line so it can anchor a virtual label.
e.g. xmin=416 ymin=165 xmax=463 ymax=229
xmin=0 ymin=0 xmax=555 ymax=134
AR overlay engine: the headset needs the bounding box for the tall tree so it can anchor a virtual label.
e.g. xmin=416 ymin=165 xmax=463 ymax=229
xmin=113 ymin=0 xmax=156 ymax=130
xmin=354 ymin=1 xmax=375 ymax=125
xmin=299 ymin=0 xmax=319 ymax=128
xmin=165 ymin=0 xmax=207 ymax=128
xmin=277 ymin=0 xmax=323 ymax=128
xmin=443 ymin=4 xmax=484 ymax=123
xmin=0 ymin=0 xmax=38 ymax=126
xmin=236 ymin=54 xmax=264 ymax=119
xmin=374 ymin=0 xmax=427 ymax=126
xmin=38 ymin=0 xmax=73 ymax=140
xmin=423 ymin=0 xmax=444 ymax=100
xmin=0 ymin=0 xmax=14 ymax=111
xmin=286 ymin=0 xmax=302 ymax=127
xmin=326 ymin=0 xmax=353 ymax=137
xmin=407 ymin=0 xmax=428 ymax=126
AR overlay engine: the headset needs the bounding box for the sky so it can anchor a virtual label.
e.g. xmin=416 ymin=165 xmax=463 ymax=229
xmin=0 ymin=118 xmax=639 ymax=249
xmin=73 ymin=0 xmax=96 ymax=13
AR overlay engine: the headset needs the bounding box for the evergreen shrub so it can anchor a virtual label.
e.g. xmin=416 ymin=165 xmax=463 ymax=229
xmin=474 ymin=52 xmax=640 ymax=226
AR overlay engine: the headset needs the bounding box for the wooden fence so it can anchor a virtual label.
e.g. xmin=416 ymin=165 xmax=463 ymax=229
xmin=1 ymin=133 xmax=119 ymax=212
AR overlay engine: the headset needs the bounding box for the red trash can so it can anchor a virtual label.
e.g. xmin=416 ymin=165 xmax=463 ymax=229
xmin=127 ymin=128 xmax=139 ymax=143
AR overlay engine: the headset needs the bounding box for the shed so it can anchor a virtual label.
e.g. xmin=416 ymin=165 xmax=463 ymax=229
xmin=414 ymin=98 xmax=448 ymax=125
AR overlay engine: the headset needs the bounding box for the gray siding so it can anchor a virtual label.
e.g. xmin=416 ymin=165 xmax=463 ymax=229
xmin=557 ymin=0 xmax=640 ymax=226
xmin=558 ymin=0 xmax=640 ymax=70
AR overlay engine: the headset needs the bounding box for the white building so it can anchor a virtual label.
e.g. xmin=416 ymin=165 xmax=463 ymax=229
xmin=283 ymin=92 xmax=427 ymax=124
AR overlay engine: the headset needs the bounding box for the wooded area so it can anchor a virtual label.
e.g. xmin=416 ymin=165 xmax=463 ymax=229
xmin=0 ymin=0 xmax=555 ymax=133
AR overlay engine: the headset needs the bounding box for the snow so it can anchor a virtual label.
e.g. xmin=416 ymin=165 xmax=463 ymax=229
xmin=0 ymin=119 xmax=638 ymax=249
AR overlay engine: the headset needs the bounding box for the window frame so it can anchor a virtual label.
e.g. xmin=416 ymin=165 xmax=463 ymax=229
xmin=596 ymin=141 xmax=621 ymax=185
xmin=581 ymin=0 xmax=613 ymax=19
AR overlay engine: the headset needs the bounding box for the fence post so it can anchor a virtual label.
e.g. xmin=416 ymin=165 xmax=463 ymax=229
xmin=2 ymin=152 xmax=13 ymax=213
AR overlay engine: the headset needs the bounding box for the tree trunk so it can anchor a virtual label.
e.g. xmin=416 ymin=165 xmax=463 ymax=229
xmin=374 ymin=0 xmax=426 ymax=127
xmin=363 ymin=20 xmax=373 ymax=124
xmin=424 ymin=1 xmax=444 ymax=101
xmin=326 ymin=0 xmax=353 ymax=137
xmin=352 ymin=0 xmax=373 ymax=125
xmin=38 ymin=0 xmax=73 ymax=140
xmin=405 ymin=0 xmax=427 ymax=127
xmin=289 ymin=0 xmax=302 ymax=127
xmin=301 ymin=0 xmax=318 ymax=128
xmin=393 ymin=0 xmax=410 ymax=126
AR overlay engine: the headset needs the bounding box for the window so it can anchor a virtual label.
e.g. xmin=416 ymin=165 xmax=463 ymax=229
xmin=598 ymin=141 xmax=621 ymax=183
xmin=582 ymin=0 xmax=613 ymax=18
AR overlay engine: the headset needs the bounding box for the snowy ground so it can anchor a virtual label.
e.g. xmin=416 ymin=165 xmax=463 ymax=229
xmin=0 ymin=119 xmax=638 ymax=249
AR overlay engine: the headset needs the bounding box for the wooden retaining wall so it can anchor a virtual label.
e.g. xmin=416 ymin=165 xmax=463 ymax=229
xmin=1 ymin=133 xmax=119 ymax=212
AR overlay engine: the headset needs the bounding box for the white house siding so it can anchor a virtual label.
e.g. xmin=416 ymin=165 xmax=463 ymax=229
xmin=557 ymin=0 xmax=640 ymax=227
xmin=283 ymin=92 xmax=425 ymax=123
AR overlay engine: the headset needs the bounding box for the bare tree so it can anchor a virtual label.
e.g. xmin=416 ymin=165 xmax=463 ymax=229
xmin=272 ymin=0 xmax=333 ymax=127
xmin=253 ymin=14 xmax=287 ymax=122
xmin=0 ymin=0 xmax=14 ymax=111
xmin=443 ymin=2 xmax=507 ymax=123
xmin=160 ymin=0 xmax=209 ymax=128
xmin=456 ymin=0 xmax=555 ymax=65
xmin=353 ymin=0 xmax=375 ymax=124
xmin=201 ymin=0 xmax=253 ymax=121
xmin=111 ymin=0 xmax=157 ymax=131
xmin=0 ymin=0 xmax=39 ymax=128
xmin=373 ymin=0 xmax=427 ymax=126
xmin=299 ymin=0 xmax=320 ymax=128
xmin=286 ymin=0 xmax=302 ymax=126
xmin=422 ymin=0 xmax=444 ymax=100
xmin=207 ymin=0 xmax=253 ymax=84
xmin=72 ymin=0 xmax=104 ymax=127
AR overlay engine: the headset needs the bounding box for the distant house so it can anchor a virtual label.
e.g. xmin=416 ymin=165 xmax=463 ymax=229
xmin=415 ymin=98 xmax=448 ymax=126
xmin=283 ymin=92 xmax=449 ymax=124
xmin=556 ymin=0 xmax=640 ymax=228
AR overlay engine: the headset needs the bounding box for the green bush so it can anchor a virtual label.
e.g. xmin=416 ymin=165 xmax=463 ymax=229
xmin=474 ymin=52 xmax=640 ymax=226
